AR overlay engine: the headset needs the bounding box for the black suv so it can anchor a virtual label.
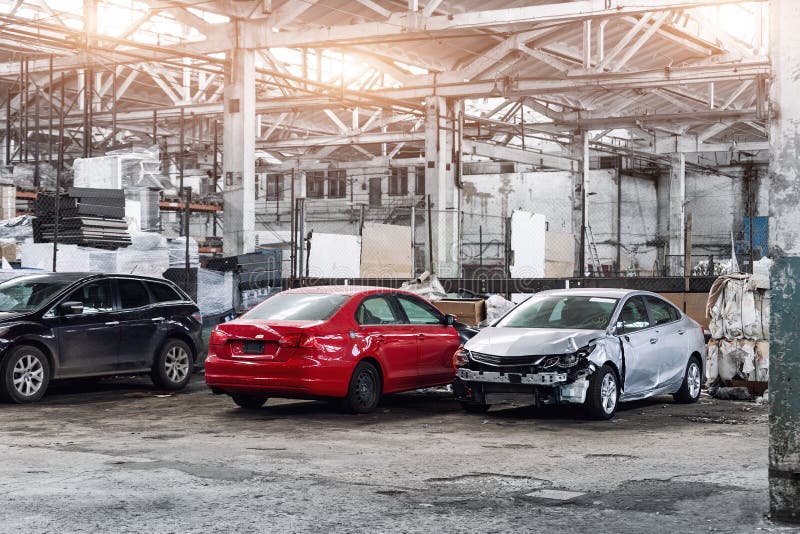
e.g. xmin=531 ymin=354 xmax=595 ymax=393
xmin=0 ymin=273 xmax=203 ymax=403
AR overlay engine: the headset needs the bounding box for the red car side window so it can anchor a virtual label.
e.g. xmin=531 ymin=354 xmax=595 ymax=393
xmin=356 ymin=296 xmax=399 ymax=325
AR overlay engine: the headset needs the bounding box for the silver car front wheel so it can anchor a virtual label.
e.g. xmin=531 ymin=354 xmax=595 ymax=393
xmin=586 ymin=364 xmax=619 ymax=420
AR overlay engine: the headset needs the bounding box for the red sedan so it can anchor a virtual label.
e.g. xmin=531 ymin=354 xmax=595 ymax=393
xmin=205 ymin=286 xmax=463 ymax=413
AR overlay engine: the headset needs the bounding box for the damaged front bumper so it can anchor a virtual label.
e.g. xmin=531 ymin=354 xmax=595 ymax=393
xmin=454 ymin=365 xmax=593 ymax=407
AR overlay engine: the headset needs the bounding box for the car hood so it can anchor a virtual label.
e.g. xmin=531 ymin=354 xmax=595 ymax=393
xmin=0 ymin=311 xmax=28 ymax=323
xmin=464 ymin=327 xmax=604 ymax=357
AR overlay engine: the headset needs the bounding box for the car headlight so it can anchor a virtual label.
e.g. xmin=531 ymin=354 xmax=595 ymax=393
xmin=453 ymin=346 xmax=470 ymax=368
xmin=558 ymin=344 xmax=596 ymax=368
xmin=540 ymin=356 xmax=560 ymax=369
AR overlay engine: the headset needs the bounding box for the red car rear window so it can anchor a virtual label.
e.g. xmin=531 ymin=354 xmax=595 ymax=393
xmin=244 ymin=293 xmax=349 ymax=321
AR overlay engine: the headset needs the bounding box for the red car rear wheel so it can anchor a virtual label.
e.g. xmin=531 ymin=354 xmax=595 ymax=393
xmin=345 ymin=361 xmax=381 ymax=414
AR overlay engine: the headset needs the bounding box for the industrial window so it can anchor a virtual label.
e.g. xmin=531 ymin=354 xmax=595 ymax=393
xmin=389 ymin=167 xmax=408 ymax=196
xmin=307 ymin=171 xmax=325 ymax=199
xmin=266 ymin=174 xmax=283 ymax=201
xmin=328 ymin=170 xmax=346 ymax=199
xmin=414 ymin=166 xmax=425 ymax=196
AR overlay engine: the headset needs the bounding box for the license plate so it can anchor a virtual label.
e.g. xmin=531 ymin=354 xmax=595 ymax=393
xmin=242 ymin=341 xmax=265 ymax=354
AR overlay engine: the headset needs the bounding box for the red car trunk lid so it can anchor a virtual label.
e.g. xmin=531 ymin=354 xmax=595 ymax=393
xmin=211 ymin=320 xmax=320 ymax=362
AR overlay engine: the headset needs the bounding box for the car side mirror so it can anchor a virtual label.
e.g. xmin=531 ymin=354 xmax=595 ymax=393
xmin=59 ymin=301 xmax=84 ymax=315
xmin=614 ymin=321 xmax=625 ymax=335
xmin=444 ymin=313 xmax=456 ymax=326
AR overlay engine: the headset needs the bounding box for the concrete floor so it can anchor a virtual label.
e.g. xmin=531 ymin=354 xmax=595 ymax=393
xmin=0 ymin=375 xmax=794 ymax=534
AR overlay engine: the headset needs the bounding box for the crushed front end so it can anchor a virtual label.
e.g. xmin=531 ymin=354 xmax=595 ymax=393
xmin=452 ymin=345 xmax=600 ymax=408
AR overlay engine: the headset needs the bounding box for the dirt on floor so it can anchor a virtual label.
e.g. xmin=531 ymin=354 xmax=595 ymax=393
xmin=0 ymin=375 xmax=794 ymax=534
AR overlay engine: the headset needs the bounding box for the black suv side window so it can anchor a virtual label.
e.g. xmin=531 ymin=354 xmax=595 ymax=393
xmin=147 ymin=282 xmax=182 ymax=303
xmin=118 ymin=279 xmax=151 ymax=309
xmin=63 ymin=280 xmax=115 ymax=314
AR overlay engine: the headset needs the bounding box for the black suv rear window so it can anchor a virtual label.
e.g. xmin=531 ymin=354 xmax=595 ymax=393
xmin=147 ymin=282 xmax=182 ymax=303
xmin=118 ymin=279 xmax=151 ymax=309
xmin=245 ymin=293 xmax=348 ymax=321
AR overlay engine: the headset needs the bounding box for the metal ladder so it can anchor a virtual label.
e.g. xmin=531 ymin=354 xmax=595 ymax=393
xmin=586 ymin=225 xmax=602 ymax=276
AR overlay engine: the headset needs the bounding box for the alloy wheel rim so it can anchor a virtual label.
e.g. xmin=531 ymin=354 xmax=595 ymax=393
xmin=12 ymin=354 xmax=44 ymax=397
xmin=356 ymin=370 xmax=376 ymax=407
xmin=688 ymin=363 xmax=701 ymax=398
xmin=164 ymin=347 xmax=190 ymax=383
xmin=600 ymin=373 xmax=617 ymax=414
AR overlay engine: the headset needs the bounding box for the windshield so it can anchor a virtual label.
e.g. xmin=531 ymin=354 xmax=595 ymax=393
xmin=0 ymin=277 xmax=70 ymax=313
xmin=496 ymin=295 xmax=619 ymax=330
xmin=244 ymin=293 xmax=349 ymax=321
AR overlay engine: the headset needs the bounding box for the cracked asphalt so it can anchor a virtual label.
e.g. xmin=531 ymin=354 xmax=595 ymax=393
xmin=0 ymin=375 xmax=794 ymax=534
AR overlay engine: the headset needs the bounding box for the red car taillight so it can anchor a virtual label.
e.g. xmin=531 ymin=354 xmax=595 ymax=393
xmin=278 ymin=334 xmax=318 ymax=349
xmin=209 ymin=328 xmax=229 ymax=345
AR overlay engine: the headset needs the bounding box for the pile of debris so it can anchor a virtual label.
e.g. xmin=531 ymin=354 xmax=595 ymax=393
xmin=705 ymin=258 xmax=771 ymax=400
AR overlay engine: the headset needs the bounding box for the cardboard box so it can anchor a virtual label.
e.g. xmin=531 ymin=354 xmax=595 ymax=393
xmin=435 ymin=299 xmax=487 ymax=327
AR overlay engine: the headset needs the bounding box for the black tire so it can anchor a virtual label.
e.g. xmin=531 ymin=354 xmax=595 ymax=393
xmin=585 ymin=364 xmax=619 ymax=420
xmin=231 ymin=394 xmax=268 ymax=409
xmin=460 ymin=401 xmax=491 ymax=414
xmin=151 ymin=339 xmax=193 ymax=390
xmin=673 ymin=356 xmax=702 ymax=404
xmin=344 ymin=361 xmax=381 ymax=414
xmin=0 ymin=345 xmax=51 ymax=404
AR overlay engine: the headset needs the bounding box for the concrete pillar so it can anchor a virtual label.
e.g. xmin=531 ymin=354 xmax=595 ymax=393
xmin=768 ymin=0 xmax=800 ymax=524
xmin=424 ymin=95 xmax=460 ymax=276
xmin=222 ymin=48 xmax=256 ymax=256
xmin=570 ymin=131 xmax=588 ymax=276
xmin=669 ymin=153 xmax=686 ymax=274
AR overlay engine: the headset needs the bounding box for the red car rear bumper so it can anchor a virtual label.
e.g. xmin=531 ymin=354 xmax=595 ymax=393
xmin=204 ymin=353 xmax=350 ymax=398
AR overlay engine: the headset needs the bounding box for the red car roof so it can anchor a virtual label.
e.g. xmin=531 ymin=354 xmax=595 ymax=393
xmin=281 ymin=285 xmax=397 ymax=296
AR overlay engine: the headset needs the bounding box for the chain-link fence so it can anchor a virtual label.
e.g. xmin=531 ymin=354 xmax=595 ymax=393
xmin=0 ymin=158 xmax=764 ymax=326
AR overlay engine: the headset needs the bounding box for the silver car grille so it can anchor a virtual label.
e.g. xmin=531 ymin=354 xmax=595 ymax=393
xmin=469 ymin=351 xmax=545 ymax=367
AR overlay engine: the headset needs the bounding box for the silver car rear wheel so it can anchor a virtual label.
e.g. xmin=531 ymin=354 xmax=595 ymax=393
xmin=674 ymin=357 xmax=702 ymax=404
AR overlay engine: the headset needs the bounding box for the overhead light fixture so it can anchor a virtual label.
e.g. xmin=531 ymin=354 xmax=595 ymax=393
xmin=489 ymin=79 xmax=503 ymax=98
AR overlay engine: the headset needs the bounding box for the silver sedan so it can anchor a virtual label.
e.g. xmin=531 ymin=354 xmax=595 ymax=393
xmin=453 ymin=289 xmax=706 ymax=419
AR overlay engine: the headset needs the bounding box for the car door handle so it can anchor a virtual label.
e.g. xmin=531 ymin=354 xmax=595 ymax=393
xmin=105 ymin=321 xmax=120 ymax=326
xmin=650 ymin=338 xmax=658 ymax=344
xmin=417 ymin=333 xmax=425 ymax=340
xmin=375 ymin=335 xmax=385 ymax=343
xmin=677 ymin=329 xmax=686 ymax=335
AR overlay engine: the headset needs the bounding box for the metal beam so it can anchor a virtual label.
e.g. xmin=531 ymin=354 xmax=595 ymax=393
xmin=462 ymin=139 xmax=577 ymax=172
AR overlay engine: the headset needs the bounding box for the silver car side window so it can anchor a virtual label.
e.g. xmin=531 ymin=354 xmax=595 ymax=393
xmin=645 ymin=296 xmax=679 ymax=327
xmin=619 ymin=297 xmax=650 ymax=333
